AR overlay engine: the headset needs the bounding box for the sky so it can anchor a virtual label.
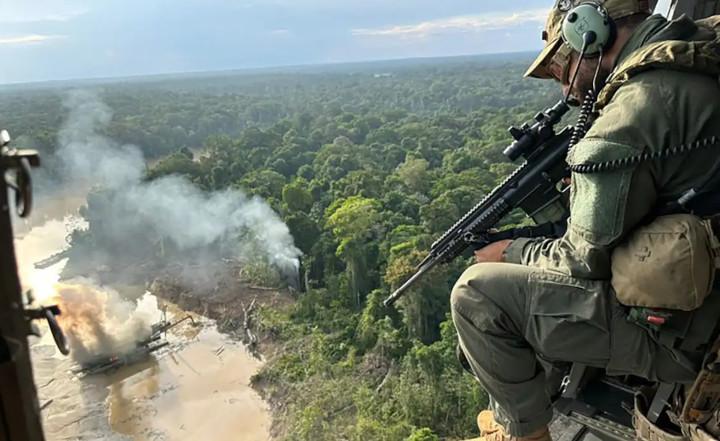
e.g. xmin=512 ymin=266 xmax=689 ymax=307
xmin=0 ymin=0 xmax=559 ymax=84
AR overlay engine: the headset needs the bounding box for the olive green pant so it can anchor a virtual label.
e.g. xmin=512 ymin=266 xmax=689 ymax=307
xmin=450 ymin=263 xmax=699 ymax=437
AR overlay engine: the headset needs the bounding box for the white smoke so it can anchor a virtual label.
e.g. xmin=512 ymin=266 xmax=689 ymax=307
xmin=58 ymin=90 xmax=145 ymax=188
xmin=57 ymin=89 xmax=301 ymax=281
xmin=55 ymin=281 xmax=161 ymax=364
xmin=120 ymin=176 xmax=300 ymax=275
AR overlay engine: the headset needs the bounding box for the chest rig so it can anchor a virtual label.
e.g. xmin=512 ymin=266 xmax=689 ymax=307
xmin=558 ymin=14 xmax=720 ymax=441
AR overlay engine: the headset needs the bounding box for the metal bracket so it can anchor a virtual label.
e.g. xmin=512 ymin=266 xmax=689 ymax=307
xmin=2 ymin=147 xmax=40 ymax=218
xmin=562 ymin=363 xmax=589 ymax=399
xmin=24 ymin=305 xmax=69 ymax=355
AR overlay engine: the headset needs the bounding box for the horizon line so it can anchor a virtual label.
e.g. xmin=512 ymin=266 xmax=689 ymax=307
xmin=0 ymin=49 xmax=539 ymax=88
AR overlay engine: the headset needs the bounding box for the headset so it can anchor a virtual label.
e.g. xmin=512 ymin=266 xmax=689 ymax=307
xmin=559 ymin=2 xmax=618 ymax=145
xmin=561 ymin=2 xmax=617 ymax=58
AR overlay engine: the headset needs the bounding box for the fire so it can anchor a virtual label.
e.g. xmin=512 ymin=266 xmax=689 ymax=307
xmin=37 ymin=280 xmax=161 ymax=364
xmin=26 ymin=266 xmax=63 ymax=304
xmin=14 ymin=214 xmax=160 ymax=364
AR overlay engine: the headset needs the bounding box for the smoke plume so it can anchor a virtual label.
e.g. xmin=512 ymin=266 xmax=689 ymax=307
xmin=58 ymin=90 xmax=145 ymax=188
xmin=57 ymin=89 xmax=301 ymax=285
xmin=54 ymin=281 xmax=160 ymax=364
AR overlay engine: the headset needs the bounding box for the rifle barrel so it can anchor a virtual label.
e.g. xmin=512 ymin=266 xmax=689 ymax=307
xmin=384 ymin=259 xmax=438 ymax=307
xmin=382 ymin=102 xmax=573 ymax=308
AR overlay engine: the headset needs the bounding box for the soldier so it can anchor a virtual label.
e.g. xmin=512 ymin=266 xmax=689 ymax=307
xmin=451 ymin=1 xmax=720 ymax=440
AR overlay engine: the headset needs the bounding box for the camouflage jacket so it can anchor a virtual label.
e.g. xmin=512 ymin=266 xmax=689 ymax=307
xmin=503 ymin=14 xmax=720 ymax=280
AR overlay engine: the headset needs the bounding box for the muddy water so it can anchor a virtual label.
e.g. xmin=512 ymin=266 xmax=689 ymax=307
xmin=17 ymin=216 xmax=272 ymax=441
xmin=106 ymin=322 xmax=270 ymax=441
xmin=13 ymin=184 xmax=91 ymax=237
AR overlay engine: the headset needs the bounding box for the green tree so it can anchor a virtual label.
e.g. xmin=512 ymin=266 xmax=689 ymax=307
xmin=285 ymin=213 xmax=320 ymax=255
xmin=146 ymin=151 xmax=201 ymax=181
xmin=406 ymin=428 xmax=438 ymax=441
xmin=282 ymin=179 xmax=314 ymax=213
xmin=238 ymin=169 xmax=287 ymax=199
xmin=394 ymin=158 xmax=433 ymax=195
xmin=384 ymin=249 xmax=451 ymax=343
xmin=326 ymin=196 xmax=381 ymax=306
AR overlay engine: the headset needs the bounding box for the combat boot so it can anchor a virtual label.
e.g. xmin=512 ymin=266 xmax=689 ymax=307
xmin=465 ymin=410 xmax=552 ymax=441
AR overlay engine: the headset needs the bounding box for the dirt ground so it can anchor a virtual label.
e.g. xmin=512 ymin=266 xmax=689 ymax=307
xmin=152 ymin=278 xmax=290 ymax=330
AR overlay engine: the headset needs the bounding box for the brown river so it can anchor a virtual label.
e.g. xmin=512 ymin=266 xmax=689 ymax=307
xmin=15 ymin=204 xmax=272 ymax=440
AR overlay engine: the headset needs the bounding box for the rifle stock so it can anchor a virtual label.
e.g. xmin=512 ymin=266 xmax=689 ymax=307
xmin=384 ymin=101 xmax=572 ymax=307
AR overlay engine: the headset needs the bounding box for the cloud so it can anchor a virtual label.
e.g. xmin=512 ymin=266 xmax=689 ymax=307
xmin=0 ymin=35 xmax=65 ymax=45
xmin=353 ymin=8 xmax=549 ymax=38
xmin=0 ymin=0 xmax=553 ymax=83
xmin=0 ymin=2 xmax=87 ymax=23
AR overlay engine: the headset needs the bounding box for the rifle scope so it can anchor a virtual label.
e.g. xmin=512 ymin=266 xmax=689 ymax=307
xmin=503 ymin=101 xmax=570 ymax=162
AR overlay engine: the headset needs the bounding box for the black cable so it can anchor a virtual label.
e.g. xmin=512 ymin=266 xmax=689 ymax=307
xmin=592 ymin=47 xmax=605 ymax=93
xmin=569 ymin=91 xmax=596 ymax=148
xmin=568 ymin=40 xmax=603 ymax=149
xmin=564 ymin=34 xmax=593 ymax=105
xmin=569 ymin=136 xmax=720 ymax=174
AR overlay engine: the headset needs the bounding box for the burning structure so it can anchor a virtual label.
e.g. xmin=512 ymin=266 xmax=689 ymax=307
xmin=50 ymin=280 xmax=195 ymax=375
xmin=75 ymin=315 xmax=195 ymax=376
xmin=53 ymin=282 xmax=159 ymax=364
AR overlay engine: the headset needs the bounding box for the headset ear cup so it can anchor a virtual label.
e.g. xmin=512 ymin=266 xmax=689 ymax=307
xmin=561 ymin=2 xmax=615 ymax=56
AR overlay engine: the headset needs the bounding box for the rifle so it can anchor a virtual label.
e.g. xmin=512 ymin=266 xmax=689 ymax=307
xmin=384 ymin=101 xmax=573 ymax=306
xmin=0 ymin=131 xmax=68 ymax=441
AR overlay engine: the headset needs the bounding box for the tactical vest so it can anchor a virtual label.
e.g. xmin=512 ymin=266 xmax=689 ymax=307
xmin=593 ymin=16 xmax=720 ymax=441
xmin=590 ymin=14 xmax=720 ymax=319
xmin=596 ymin=15 xmax=720 ymax=111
